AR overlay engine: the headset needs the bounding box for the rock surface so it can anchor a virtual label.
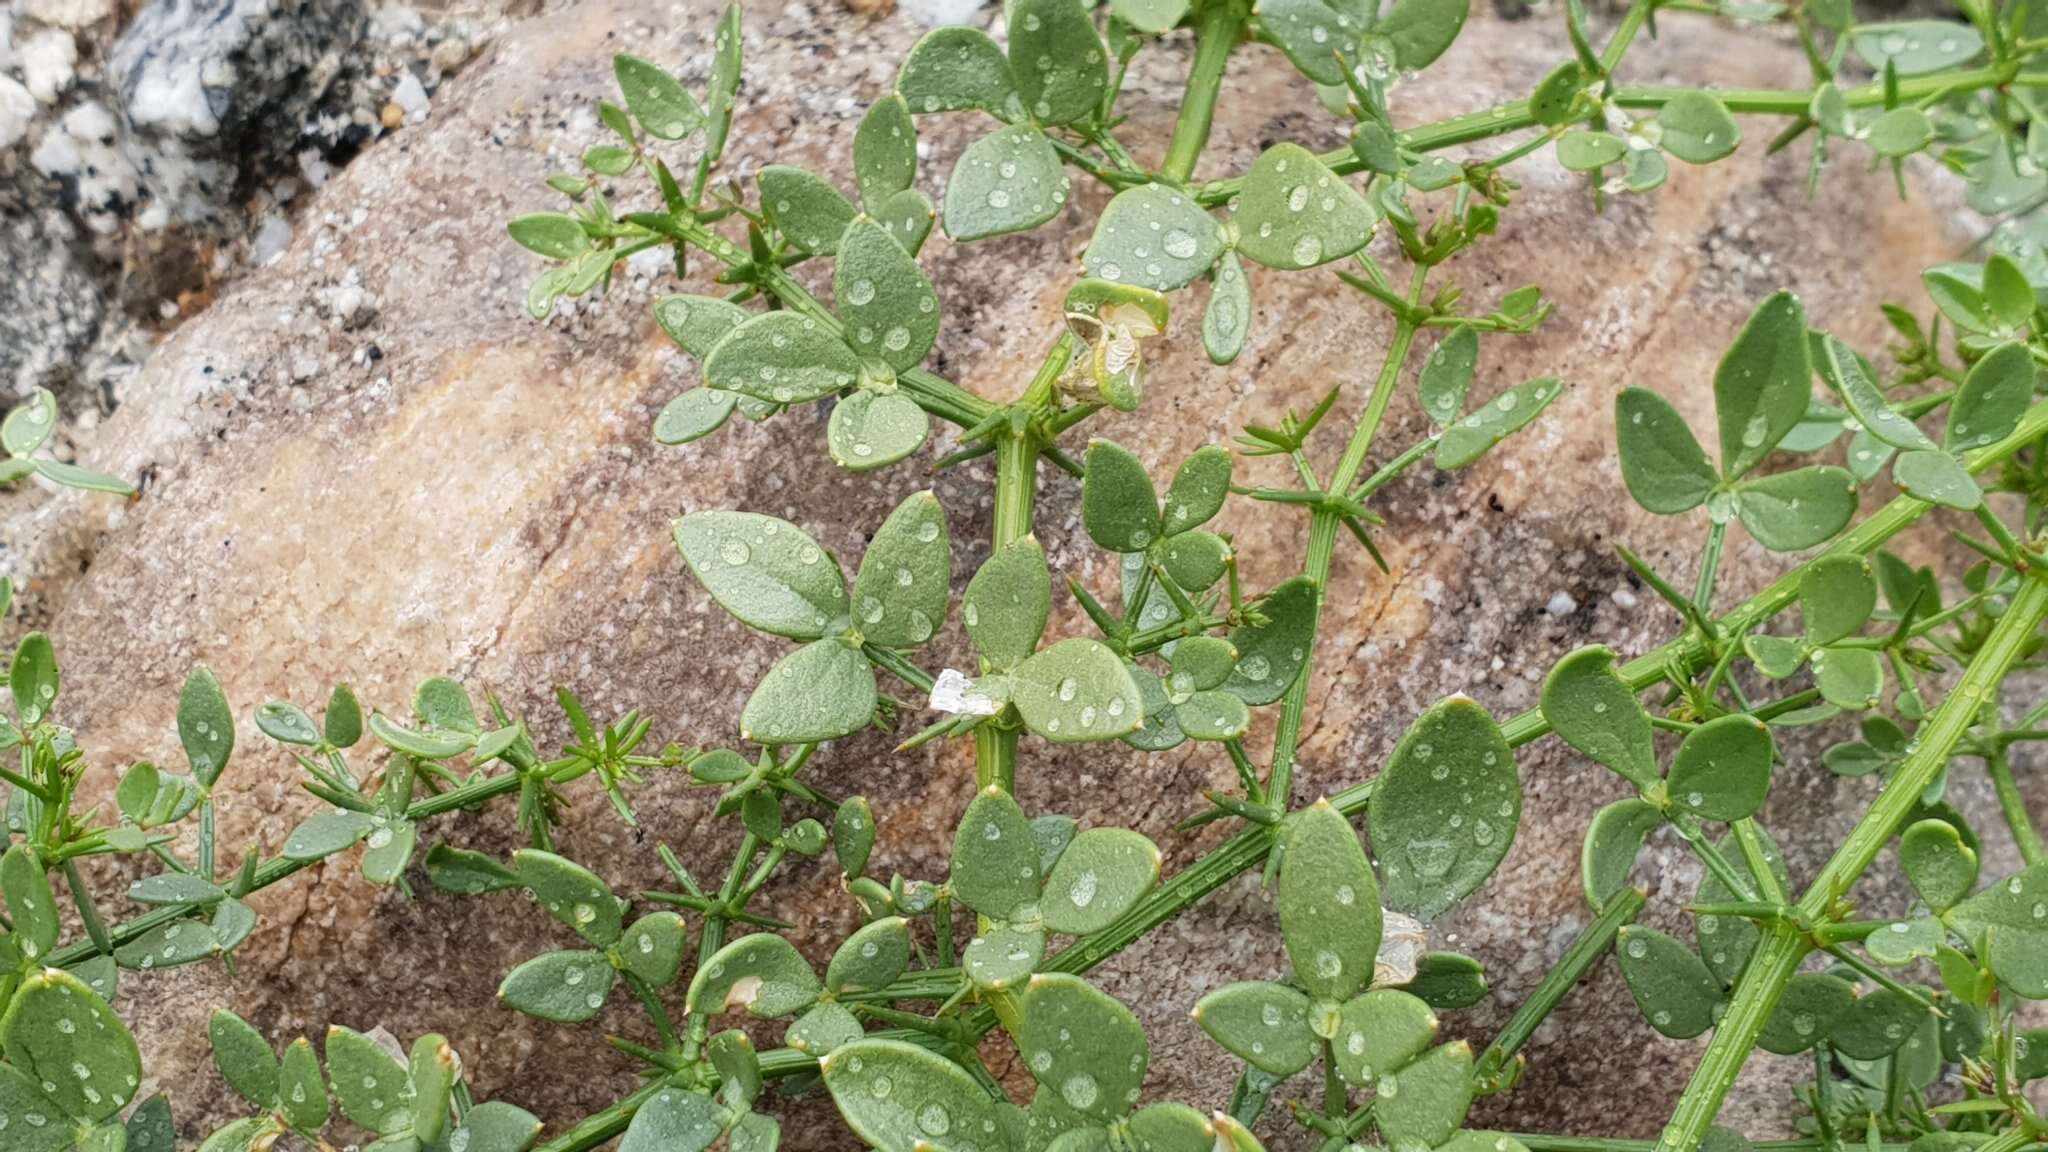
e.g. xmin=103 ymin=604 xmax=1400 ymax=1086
xmin=2 ymin=0 xmax=2031 ymax=1147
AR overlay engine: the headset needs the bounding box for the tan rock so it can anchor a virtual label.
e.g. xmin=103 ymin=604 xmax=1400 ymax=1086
xmin=3 ymin=0 xmax=2025 ymax=1146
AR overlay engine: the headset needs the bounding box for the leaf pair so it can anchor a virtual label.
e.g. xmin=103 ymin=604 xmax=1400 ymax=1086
xmin=1253 ymin=0 xmax=1466 ymax=87
xmin=896 ymin=0 xmax=1100 ymax=239
xmin=497 ymin=851 xmax=679 ymax=1024
xmin=0 ymin=388 xmax=133 ymax=496
xmin=678 ymin=492 xmax=952 ymax=745
xmin=1744 ymin=555 xmax=1886 ymax=710
xmin=679 ymin=922 xmax=885 ymax=1066
xmin=952 ymin=786 xmax=1162 ymax=990
xmin=1555 ymin=92 xmax=1739 ymax=191
xmin=1813 ymin=330 xmax=2030 ymax=512
xmin=1616 ymin=292 xmax=1860 ymax=551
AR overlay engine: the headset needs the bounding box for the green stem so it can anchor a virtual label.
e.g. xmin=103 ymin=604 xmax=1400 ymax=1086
xmin=1656 ymin=572 xmax=2048 ymax=1152
xmin=1159 ymin=0 xmax=1245 ymax=184
xmin=1985 ymin=744 xmax=2046 ymax=867
xmin=1477 ymin=887 xmax=1646 ymax=1088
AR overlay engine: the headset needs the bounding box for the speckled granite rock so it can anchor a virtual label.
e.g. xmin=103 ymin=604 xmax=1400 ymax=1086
xmin=1 ymin=0 xmax=2029 ymax=1147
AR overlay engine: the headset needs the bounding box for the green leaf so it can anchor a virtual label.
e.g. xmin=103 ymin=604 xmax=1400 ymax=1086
xmin=1276 ymin=800 xmax=1382 ymax=999
xmin=1158 ymin=530 xmax=1230 ymax=593
xmin=0 ymin=1064 xmax=70 ymax=1152
xmin=1020 ymin=974 xmax=1146 ymax=1122
xmin=1696 ymin=829 xmax=1788 ymax=987
xmin=1758 ymin=971 xmax=1854 ymax=1054
xmin=896 ymin=26 xmax=1016 ymax=114
xmin=326 ymin=685 xmax=363 ymax=748
xmin=254 ymin=700 xmax=320 ymax=746
xmin=854 ymin=95 xmax=917 ymax=211
xmin=1085 ymin=186 xmax=1226 ymax=294
xmin=1225 ymin=577 xmax=1314 ymax=706
xmin=943 ymin=126 xmax=1068 ymax=241
xmin=1613 ymin=385 xmax=1712 ymax=510
xmin=686 ymin=932 xmax=821 ymax=1018
xmin=1370 ymin=697 xmax=1520 ymax=921
xmin=1203 ymin=251 xmax=1251 ymax=365
xmin=703 ymin=311 xmax=862 ymax=406
xmin=413 ymin=678 xmax=477 ymax=735
xmin=1012 ymin=639 xmax=1144 ymax=743
xmin=1733 ymin=466 xmax=1857 ymax=551
xmin=124 ymin=1096 xmax=174 ymax=1152
xmin=1798 ymin=336 xmax=1924 ymax=459
xmin=742 ymin=638 xmax=877 ymax=744
xmin=1655 ymin=92 xmax=1739 ymax=163
xmin=114 ymin=917 xmax=222 ymax=970
xmin=827 ymin=390 xmax=928 ymax=472
xmin=283 ymin=810 xmax=375 ymax=860
xmin=615 ymin=55 xmax=701 ymax=139
xmin=1866 ymin=916 xmax=1944 ymax=967
xmin=834 ymin=796 xmax=877 ymax=878
xmin=708 ymin=1030 xmax=761 ymax=1111
xmin=1830 ymin=987 xmax=1928 ymax=1058
xmin=1234 ymin=143 xmax=1372 ymax=270
xmin=1714 ymin=292 xmax=1812 ymax=479
xmin=620 ymin=911 xmax=688 ymax=986
xmin=964 ymin=923 xmax=1045 ymax=992
xmin=851 ymin=491 xmax=950 ymax=649
xmin=426 ymin=844 xmax=519 ymax=897
xmin=276 ymin=1033 xmax=327 ymax=1131
xmin=1380 ymin=0 xmax=1468 ymax=68
xmin=1112 ymin=0 xmax=1190 ymax=31
xmin=1557 ymin=131 xmax=1626 ymax=170
xmin=1373 ymin=1042 xmax=1474 ymax=1148
xmin=789 ymin=1001 xmax=866 ymax=1056
xmin=1800 ymin=555 xmax=1876 ymax=647
xmin=1191 ymin=981 xmax=1315 ymax=1078
xmin=1 ymin=967 xmax=142 ymax=1122
xmin=1852 ymin=22 xmax=1982 ymax=75
xmin=1616 ymin=926 xmax=1723 ymax=1038
xmin=326 ymin=1026 xmax=410 ymax=1133
xmin=1530 ymin=61 xmax=1584 ymax=127
xmin=657 ymin=388 xmax=738 ymax=446
xmin=1253 ymin=0 xmax=1357 ymax=84
xmin=1124 ymin=1104 xmax=1215 ymax=1152
xmin=1082 ymin=439 xmax=1161 ymax=551
xmin=2 ymin=844 xmax=57 ymax=961
xmin=965 ymin=538 xmax=1050 ymax=672
xmin=836 ymin=218 xmax=940 ymax=372
xmin=822 ymin=1039 xmax=1010 ymax=1152
xmin=409 ymin=1035 xmax=456 ymax=1145
xmin=128 ymin=871 xmax=226 ymax=906
xmin=35 ymin=459 xmax=132 ymax=495
xmin=1581 ymin=798 xmax=1662 ymax=911
xmin=513 ymin=849 xmax=625 ymax=947
xmin=1009 ymin=0 xmax=1107 ymax=125
xmin=11 ymin=631 xmax=57 ymax=724
xmin=1434 ymin=377 xmax=1563 ymax=469
xmin=1419 ymin=327 xmax=1479 ymax=426
xmin=369 ymin=714 xmax=471 ymax=759
xmin=657 ymin=295 xmax=752 ymax=360
xmin=1667 ymin=713 xmax=1773 ymax=822
xmin=1947 ymin=864 xmax=2048 ymax=996
xmin=1866 ymin=106 xmax=1933 ymax=158
xmin=457 ymin=1102 xmax=543 ymax=1152
xmin=1812 ymin=645 xmax=1884 ymax=710
xmin=1894 ymin=449 xmax=1981 ymax=510
xmin=1900 ymin=818 xmax=1976 ymax=911
xmin=506 ymin=214 xmax=589 ymax=261
xmin=1162 ymin=447 xmax=1232 ymax=536
xmin=1332 ymin=989 xmax=1437 ymax=1085
xmin=701 ymin=3 xmax=743 ymax=162
xmin=620 ymin=1089 xmax=728 ymax=1152
xmin=210 ymin=1010 xmax=279 ymax=1109
xmin=951 ymin=787 xmax=1041 ymax=919
xmin=1541 ymin=645 xmax=1656 ymax=789
xmin=501 ymin=947 xmax=614 ymax=1016
xmin=828 ymin=917 xmax=912 ymax=994
xmin=1948 ymin=341 xmax=2033 ymax=451
xmin=197 ymin=1117 xmax=275 ymax=1152
xmin=874 ymin=187 xmax=936 ymax=256
xmin=674 ymin=510 xmax=847 ymax=641
xmin=1040 ymin=827 xmax=1161 ymax=935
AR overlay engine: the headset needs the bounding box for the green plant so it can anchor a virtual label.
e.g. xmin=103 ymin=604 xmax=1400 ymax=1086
xmin=9 ymin=2 xmax=2048 ymax=1152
